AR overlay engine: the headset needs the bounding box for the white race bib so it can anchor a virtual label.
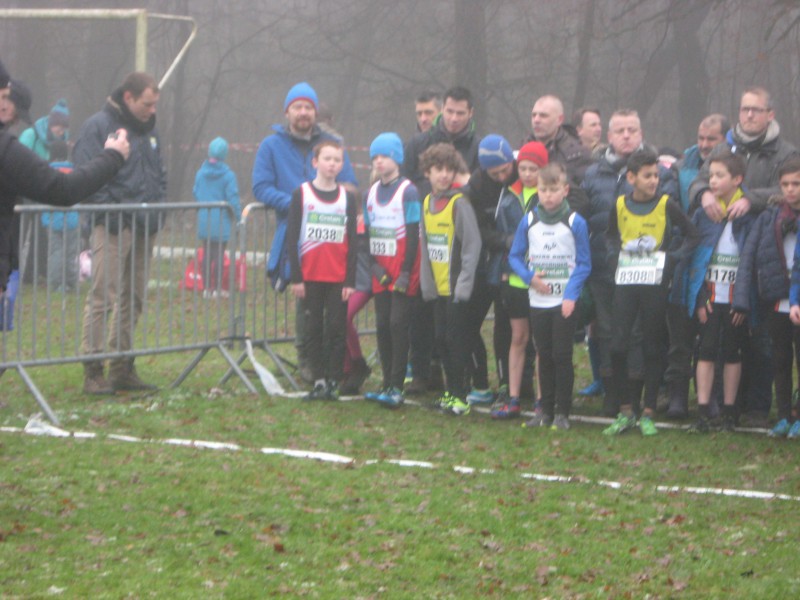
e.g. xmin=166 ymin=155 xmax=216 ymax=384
xmin=427 ymin=233 xmax=449 ymax=264
xmin=305 ymin=213 xmax=345 ymax=244
xmin=615 ymin=251 xmax=666 ymax=285
xmin=369 ymin=226 xmax=398 ymax=257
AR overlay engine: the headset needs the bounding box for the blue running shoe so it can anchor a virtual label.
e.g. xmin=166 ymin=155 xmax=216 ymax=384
xmin=365 ymin=387 xmax=388 ymax=401
xmin=787 ymin=420 xmax=800 ymax=439
xmin=769 ymin=418 xmax=791 ymax=438
xmin=467 ymin=388 xmax=494 ymax=405
xmin=377 ymin=387 xmax=404 ymax=408
xmin=578 ymin=380 xmax=604 ymax=397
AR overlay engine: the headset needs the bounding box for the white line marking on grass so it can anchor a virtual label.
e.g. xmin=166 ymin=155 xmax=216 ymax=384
xmin=260 ymin=447 xmax=354 ymax=464
xmin=6 ymin=416 xmax=796 ymax=502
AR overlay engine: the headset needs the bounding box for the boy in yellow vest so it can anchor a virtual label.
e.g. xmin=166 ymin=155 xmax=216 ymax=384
xmin=604 ymin=149 xmax=698 ymax=436
xmin=418 ymin=143 xmax=482 ymax=415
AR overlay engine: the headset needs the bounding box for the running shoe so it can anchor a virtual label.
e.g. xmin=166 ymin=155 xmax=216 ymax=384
xmin=377 ymin=387 xmax=404 ymax=408
xmin=639 ymin=415 xmax=658 ymax=436
xmin=467 ymin=388 xmax=495 ymax=405
xmin=446 ymin=396 xmax=471 ymax=416
xmin=719 ymin=415 xmax=736 ymax=433
xmin=602 ymin=413 xmax=636 ymax=436
xmin=436 ymin=392 xmax=453 ymax=411
xmin=490 ymin=398 xmax=520 ymax=419
xmin=304 ymin=382 xmax=328 ymax=401
xmin=551 ymin=414 xmax=570 ymax=431
xmin=768 ymin=418 xmax=791 ymax=438
xmin=325 ymin=380 xmax=340 ymax=401
xmin=522 ymin=411 xmax=552 ymax=428
xmin=578 ymin=380 xmax=604 ymax=397
xmin=787 ymin=420 xmax=800 ymax=439
xmin=365 ymin=386 xmax=389 ymax=402
xmin=687 ymin=417 xmax=710 ymax=434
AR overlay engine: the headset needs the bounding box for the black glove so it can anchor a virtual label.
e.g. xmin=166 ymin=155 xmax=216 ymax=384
xmin=393 ymin=271 xmax=410 ymax=294
xmin=371 ymin=263 xmax=392 ymax=287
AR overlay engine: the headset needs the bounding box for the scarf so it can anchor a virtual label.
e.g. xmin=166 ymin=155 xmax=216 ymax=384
xmin=537 ymin=199 xmax=571 ymax=225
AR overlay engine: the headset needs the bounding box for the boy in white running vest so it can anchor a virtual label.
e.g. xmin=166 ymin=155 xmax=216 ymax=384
xmin=508 ymin=163 xmax=591 ymax=430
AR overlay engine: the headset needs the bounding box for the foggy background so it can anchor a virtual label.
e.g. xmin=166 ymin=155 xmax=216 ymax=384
xmin=2 ymin=0 xmax=799 ymax=201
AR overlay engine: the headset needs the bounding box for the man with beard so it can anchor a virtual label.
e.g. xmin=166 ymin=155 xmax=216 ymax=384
xmin=252 ymin=82 xmax=358 ymax=382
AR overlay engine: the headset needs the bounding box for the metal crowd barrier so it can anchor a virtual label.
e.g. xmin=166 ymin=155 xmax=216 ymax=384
xmin=4 ymin=201 xmax=376 ymax=424
xmin=5 ymin=202 xmax=254 ymax=424
xmin=231 ymin=202 xmax=376 ymax=392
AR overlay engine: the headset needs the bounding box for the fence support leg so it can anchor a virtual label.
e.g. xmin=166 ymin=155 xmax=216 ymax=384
xmin=216 ymin=344 xmax=259 ymax=394
xmin=16 ymin=365 xmax=60 ymax=426
xmin=170 ymin=348 xmax=209 ymax=389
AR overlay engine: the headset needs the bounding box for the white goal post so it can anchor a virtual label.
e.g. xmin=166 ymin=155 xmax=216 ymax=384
xmin=0 ymin=8 xmax=197 ymax=88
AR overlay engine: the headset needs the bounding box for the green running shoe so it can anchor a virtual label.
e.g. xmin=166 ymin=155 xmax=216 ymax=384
xmin=446 ymin=396 xmax=471 ymax=416
xmin=603 ymin=413 xmax=636 ymax=436
xmin=639 ymin=416 xmax=658 ymax=436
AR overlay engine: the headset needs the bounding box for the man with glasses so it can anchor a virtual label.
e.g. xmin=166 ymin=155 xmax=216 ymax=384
xmin=689 ymin=87 xmax=799 ymax=427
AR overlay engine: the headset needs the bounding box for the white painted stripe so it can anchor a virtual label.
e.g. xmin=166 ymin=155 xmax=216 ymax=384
xmin=6 ymin=416 xmax=796 ymax=503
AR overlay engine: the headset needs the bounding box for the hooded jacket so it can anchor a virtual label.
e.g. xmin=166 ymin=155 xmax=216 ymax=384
xmin=73 ymin=87 xmax=167 ymax=235
xmin=194 ymin=159 xmax=241 ymax=242
xmin=19 ymin=115 xmax=68 ymax=161
xmin=251 ymin=123 xmax=358 ymax=289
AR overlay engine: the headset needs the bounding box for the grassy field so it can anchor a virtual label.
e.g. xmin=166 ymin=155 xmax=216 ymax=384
xmin=2 ymin=336 xmax=800 ymax=598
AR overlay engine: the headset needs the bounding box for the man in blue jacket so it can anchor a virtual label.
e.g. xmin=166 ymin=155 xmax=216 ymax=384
xmin=251 ymin=82 xmax=358 ymax=380
xmin=74 ymin=72 xmax=166 ymax=395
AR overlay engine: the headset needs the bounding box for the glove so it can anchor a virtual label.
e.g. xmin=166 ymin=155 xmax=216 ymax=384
xmin=393 ymin=271 xmax=410 ymax=294
xmin=371 ymin=263 xmax=392 ymax=288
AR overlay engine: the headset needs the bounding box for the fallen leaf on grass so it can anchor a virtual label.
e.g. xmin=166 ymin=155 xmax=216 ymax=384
xmin=479 ymin=539 xmax=503 ymax=552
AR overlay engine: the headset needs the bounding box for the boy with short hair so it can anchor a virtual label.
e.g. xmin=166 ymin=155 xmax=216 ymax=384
xmin=509 ymin=162 xmax=591 ymax=429
xmin=604 ymin=149 xmax=698 ymax=436
xmin=286 ymin=140 xmax=358 ymax=400
xmin=747 ymin=157 xmax=800 ymax=437
xmin=418 ymin=142 xmax=481 ymax=415
xmin=363 ymin=132 xmax=421 ymax=407
xmin=685 ymin=151 xmax=753 ymax=433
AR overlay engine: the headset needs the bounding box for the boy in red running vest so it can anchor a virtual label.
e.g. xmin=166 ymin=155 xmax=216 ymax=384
xmin=287 ymin=140 xmax=358 ymax=400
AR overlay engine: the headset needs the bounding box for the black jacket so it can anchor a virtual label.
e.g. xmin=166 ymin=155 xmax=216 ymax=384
xmin=73 ymin=88 xmax=167 ymax=235
xmin=402 ymin=115 xmax=481 ymax=198
xmin=0 ymin=129 xmax=124 ymax=288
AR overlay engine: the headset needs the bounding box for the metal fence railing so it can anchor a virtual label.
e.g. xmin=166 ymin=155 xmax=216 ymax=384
xmin=4 ymin=201 xmax=377 ymax=424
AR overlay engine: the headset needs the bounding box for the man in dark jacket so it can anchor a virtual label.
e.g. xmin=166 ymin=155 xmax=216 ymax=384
xmin=0 ymin=77 xmax=128 ymax=293
xmin=529 ymin=95 xmax=592 ymax=185
xmin=688 ymin=86 xmax=799 ymax=425
xmin=403 ymin=86 xmax=481 ymax=198
xmin=74 ymin=72 xmax=167 ymax=395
